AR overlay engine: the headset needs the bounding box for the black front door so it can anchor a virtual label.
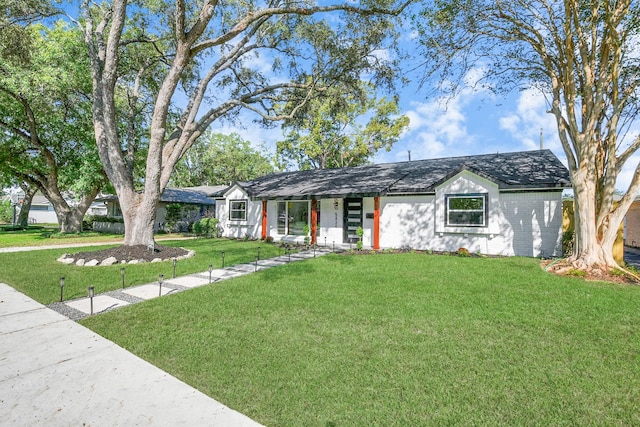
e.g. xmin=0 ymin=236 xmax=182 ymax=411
xmin=343 ymin=198 xmax=363 ymax=243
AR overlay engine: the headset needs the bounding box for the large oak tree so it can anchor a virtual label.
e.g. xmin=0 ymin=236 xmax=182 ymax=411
xmin=73 ymin=0 xmax=409 ymax=247
xmin=0 ymin=22 xmax=105 ymax=232
xmin=276 ymin=82 xmax=409 ymax=170
xmin=415 ymin=0 xmax=640 ymax=270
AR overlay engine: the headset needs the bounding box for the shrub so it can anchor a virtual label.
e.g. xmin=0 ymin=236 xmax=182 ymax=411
xmin=355 ymin=227 xmax=364 ymax=251
xmin=457 ymin=247 xmax=471 ymax=257
xmin=193 ymin=217 xmax=219 ymax=238
xmin=562 ymin=230 xmax=574 ymax=256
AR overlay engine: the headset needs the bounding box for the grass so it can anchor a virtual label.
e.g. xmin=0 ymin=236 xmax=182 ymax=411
xmin=78 ymin=254 xmax=640 ymax=426
xmin=0 ymin=238 xmax=285 ymax=304
xmin=0 ymin=227 xmax=122 ymax=247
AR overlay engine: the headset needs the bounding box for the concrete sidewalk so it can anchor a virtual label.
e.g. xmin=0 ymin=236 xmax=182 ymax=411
xmin=0 ymin=283 xmax=262 ymax=426
xmin=0 ymin=247 xmax=332 ymax=425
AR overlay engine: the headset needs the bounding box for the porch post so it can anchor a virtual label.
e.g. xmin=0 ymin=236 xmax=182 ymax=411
xmin=311 ymin=198 xmax=318 ymax=245
xmin=261 ymin=200 xmax=267 ymax=240
xmin=373 ymin=196 xmax=380 ymax=250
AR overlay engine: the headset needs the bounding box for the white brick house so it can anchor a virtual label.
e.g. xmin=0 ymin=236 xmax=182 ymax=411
xmin=215 ymin=150 xmax=571 ymax=257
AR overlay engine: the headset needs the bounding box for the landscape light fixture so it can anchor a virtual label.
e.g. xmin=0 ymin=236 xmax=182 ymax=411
xmin=172 ymin=258 xmax=177 ymax=278
xmin=59 ymin=277 xmax=65 ymax=302
xmin=221 ymin=251 xmax=225 ymax=268
xmin=324 ymin=237 xmax=327 ymax=247
xmin=208 ymin=264 xmax=213 ymax=284
xmin=88 ymin=286 xmax=95 ymax=315
xmin=158 ymin=274 xmax=164 ymax=297
xmin=120 ymin=267 xmax=125 ymax=289
xmin=257 ymin=246 xmax=261 ymax=261
xmin=254 ymin=256 xmax=258 ymax=272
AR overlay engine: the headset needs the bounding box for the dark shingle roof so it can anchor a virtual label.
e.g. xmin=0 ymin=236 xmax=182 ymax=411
xmin=160 ymin=188 xmax=216 ymax=205
xmin=97 ymin=188 xmax=216 ymax=205
xmin=234 ymin=150 xmax=571 ymax=200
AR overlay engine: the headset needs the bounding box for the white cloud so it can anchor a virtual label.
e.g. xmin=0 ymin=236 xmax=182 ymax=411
xmin=499 ymin=88 xmax=559 ymax=152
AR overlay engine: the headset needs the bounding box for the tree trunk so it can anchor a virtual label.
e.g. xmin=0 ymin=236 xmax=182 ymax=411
xmin=119 ymin=189 xmax=159 ymax=247
xmin=44 ymin=185 xmax=100 ymax=233
xmin=17 ymin=186 xmax=37 ymax=227
xmin=571 ymin=175 xmax=619 ymax=269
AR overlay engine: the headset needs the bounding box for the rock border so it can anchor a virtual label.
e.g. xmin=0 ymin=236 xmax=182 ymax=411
xmin=57 ymin=249 xmax=195 ymax=267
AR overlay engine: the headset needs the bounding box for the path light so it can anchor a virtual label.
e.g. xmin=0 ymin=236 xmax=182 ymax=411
xmin=158 ymin=274 xmax=164 ymax=297
xmin=254 ymin=256 xmax=258 ymax=272
xmin=257 ymin=246 xmax=261 ymax=261
xmin=172 ymin=258 xmax=177 ymax=278
xmin=221 ymin=251 xmax=225 ymax=268
xmin=313 ymin=244 xmax=316 ymax=258
xmin=208 ymin=264 xmax=213 ymax=284
xmin=120 ymin=267 xmax=125 ymax=289
xmin=59 ymin=277 xmax=65 ymax=302
xmin=324 ymin=237 xmax=327 ymax=247
xmin=88 ymin=286 xmax=95 ymax=315
xmin=287 ymin=247 xmax=291 ymax=263
xmin=333 ymin=241 xmax=335 ymax=252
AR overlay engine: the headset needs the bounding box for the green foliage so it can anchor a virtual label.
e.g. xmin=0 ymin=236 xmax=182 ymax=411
xmin=171 ymin=132 xmax=275 ymax=186
xmin=0 ymin=21 xmax=105 ymax=231
xmin=0 ymin=199 xmax=12 ymax=223
xmin=457 ymin=247 xmax=470 ymax=257
xmin=303 ymin=224 xmax=311 ymax=245
xmin=193 ymin=217 xmax=219 ymax=238
xmin=562 ymin=230 xmax=574 ymax=256
xmin=355 ymin=226 xmax=364 ymax=250
xmin=277 ymin=83 xmax=409 ymax=170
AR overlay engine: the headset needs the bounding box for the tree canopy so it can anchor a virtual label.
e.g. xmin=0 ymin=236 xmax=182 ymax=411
xmin=171 ymin=132 xmax=274 ymax=186
xmin=70 ymin=0 xmax=409 ymax=246
xmin=0 ymin=21 xmax=105 ymax=232
xmin=414 ymin=0 xmax=640 ymax=270
xmin=276 ymin=82 xmax=409 ymax=170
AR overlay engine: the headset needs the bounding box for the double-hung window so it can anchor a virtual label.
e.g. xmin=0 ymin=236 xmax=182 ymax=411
xmin=229 ymin=200 xmax=247 ymax=220
xmin=446 ymin=194 xmax=487 ymax=227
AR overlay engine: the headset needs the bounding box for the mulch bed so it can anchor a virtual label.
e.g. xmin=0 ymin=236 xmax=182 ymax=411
xmin=70 ymin=244 xmax=190 ymax=263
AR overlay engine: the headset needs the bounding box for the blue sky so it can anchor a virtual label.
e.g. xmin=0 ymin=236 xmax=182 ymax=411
xmin=53 ymin=2 xmax=639 ymax=194
xmin=215 ymin=57 xmax=640 ymax=194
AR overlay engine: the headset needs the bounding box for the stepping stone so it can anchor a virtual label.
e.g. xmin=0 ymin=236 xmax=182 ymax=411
xmin=122 ymin=284 xmax=178 ymax=300
xmin=166 ymin=275 xmax=211 ymax=289
xmin=66 ymin=295 xmax=129 ymax=315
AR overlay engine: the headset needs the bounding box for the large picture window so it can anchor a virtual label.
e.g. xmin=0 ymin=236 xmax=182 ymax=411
xmin=229 ymin=200 xmax=247 ymax=220
xmin=446 ymin=194 xmax=487 ymax=227
xmin=277 ymin=201 xmax=310 ymax=235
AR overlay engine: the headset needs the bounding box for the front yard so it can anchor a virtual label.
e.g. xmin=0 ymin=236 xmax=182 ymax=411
xmin=75 ymin=253 xmax=640 ymax=426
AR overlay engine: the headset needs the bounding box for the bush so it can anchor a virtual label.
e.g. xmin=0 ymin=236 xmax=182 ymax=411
xmin=457 ymin=247 xmax=471 ymax=257
xmin=562 ymin=230 xmax=574 ymax=256
xmin=0 ymin=199 xmax=13 ymax=223
xmin=193 ymin=217 xmax=219 ymax=238
xmin=355 ymin=227 xmax=364 ymax=251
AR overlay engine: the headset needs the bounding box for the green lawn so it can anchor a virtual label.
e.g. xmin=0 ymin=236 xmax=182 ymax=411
xmin=78 ymin=254 xmax=640 ymax=426
xmin=0 ymin=227 xmax=193 ymax=248
xmin=0 ymin=239 xmax=284 ymax=303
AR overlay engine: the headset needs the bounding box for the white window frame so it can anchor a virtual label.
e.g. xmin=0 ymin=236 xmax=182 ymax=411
xmin=445 ymin=194 xmax=487 ymax=227
xmin=229 ymin=199 xmax=247 ymax=221
xmin=277 ymin=201 xmax=310 ymax=236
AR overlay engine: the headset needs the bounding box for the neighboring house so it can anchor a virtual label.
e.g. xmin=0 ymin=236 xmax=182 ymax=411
xmin=624 ymin=196 xmax=640 ymax=247
xmin=98 ymin=187 xmax=217 ymax=232
xmin=24 ymin=193 xmax=58 ymax=224
xmin=216 ymin=149 xmax=572 ymax=257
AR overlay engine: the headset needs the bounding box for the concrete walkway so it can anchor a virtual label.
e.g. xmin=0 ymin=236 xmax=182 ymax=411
xmin=0 ymin=247 xmax=331 ymax=426
xmin=53 ymin=249 xmax=330 ymax=319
